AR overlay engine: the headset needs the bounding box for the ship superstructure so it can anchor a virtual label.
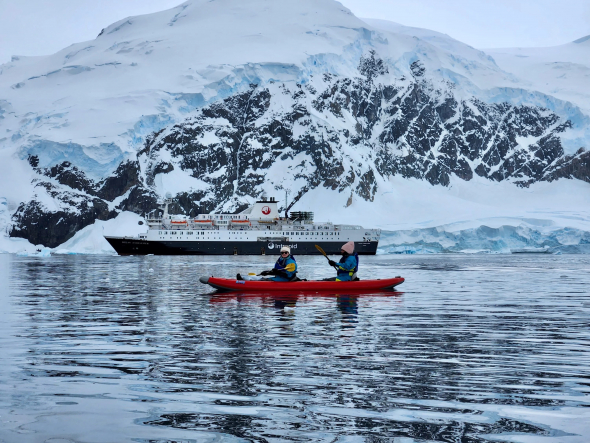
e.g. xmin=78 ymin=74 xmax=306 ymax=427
xmin=104 ymin=197 xmax=380 ymax=255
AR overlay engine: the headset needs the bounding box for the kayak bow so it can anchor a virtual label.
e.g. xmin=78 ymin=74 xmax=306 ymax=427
xmin=199 ymin=276 xmax=404 ymax=293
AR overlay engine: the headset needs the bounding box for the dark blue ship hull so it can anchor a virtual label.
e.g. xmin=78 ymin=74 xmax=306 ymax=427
xmin=104 ymin=237 xmax=379 ymax=255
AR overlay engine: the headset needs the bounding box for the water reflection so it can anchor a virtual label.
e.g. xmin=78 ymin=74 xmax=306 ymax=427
xmin=1 ymin=254 xmax=589 ymax=442
xmin=337 ymin=294 xmax=359 ymax=328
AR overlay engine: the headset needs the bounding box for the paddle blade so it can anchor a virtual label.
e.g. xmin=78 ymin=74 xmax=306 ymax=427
xmin=315 ymin=244 xmax=328 ymax=257
xmin=284 ymin=263 xmax=296 ymax=272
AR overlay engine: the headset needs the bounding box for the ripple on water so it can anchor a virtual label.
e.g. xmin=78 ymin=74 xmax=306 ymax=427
xmin=0 ymin=254 xmax=589 ymax=442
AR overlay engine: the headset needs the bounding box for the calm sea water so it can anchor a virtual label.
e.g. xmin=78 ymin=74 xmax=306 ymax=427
xmin=1 ymin=253 xmax=589 ymax=443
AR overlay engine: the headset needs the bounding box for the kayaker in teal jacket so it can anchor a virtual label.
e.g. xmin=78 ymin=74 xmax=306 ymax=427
xmin=328 ymin=241 xmax=358 ymax=281
xmin=260 ymin=246 xmax=298 ymax=281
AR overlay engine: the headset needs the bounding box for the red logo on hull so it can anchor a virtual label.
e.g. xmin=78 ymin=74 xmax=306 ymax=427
xmin=262 ymin=206 xmax=271 ymax=215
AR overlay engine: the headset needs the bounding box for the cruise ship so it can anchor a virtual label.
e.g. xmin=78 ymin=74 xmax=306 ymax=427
xmin=104 ymin=197 xmax=380 ymax=255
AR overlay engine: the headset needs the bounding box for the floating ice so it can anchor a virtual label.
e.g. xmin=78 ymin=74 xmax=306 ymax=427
xmin=16 ymin=247 xmax=51 ymax=257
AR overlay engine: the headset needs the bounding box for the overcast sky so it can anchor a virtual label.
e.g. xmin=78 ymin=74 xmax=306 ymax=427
xmin=1 ymin=0 xmax=589 ymax=65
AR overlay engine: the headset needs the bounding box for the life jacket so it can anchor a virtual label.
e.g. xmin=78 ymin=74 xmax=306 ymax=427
xmin=275 ymin=254 xmax=296 ymax=267
xmin=274 ymin=254 xmax=298 ymax=280
xmin=337 ymin=253 xmax=357 ymax=278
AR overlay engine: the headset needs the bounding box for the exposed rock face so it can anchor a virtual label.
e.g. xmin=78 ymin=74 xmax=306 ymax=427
xmin=9 ymin=53 xmax=588 ymax=247
xmin=95 ymin=161 xmax=142 ymax=201
xmin=140 ymin=54 xmax=583 ymax=210
xmin=543 ymin=148 xmax=590 ymax=183
xmin=9 ymin=160 xmax=150 ymax=247
xmin=10 ymin=183 xmax=117 ymax=248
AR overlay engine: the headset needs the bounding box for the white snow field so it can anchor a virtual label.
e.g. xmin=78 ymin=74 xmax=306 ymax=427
xmin=0 ymin=0 xmax=589 ymax=254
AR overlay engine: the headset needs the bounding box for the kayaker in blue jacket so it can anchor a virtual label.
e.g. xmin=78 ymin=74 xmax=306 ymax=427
xmin=260 ymin=246 xmax=298 ymax=281
xmin=328 ymin=241 xmax=359 ymax=281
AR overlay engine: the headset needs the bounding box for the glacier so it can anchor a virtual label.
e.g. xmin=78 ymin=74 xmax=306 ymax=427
xmin=379 ymin=224 xmax=590 ymax=255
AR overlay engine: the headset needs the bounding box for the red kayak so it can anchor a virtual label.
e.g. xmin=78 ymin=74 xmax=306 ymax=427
xmin=199 ymin=276 xmax=404 ymax=293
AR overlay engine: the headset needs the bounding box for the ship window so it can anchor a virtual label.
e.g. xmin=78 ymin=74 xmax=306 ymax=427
xmin=164 ymin=231 xmax=168 ymax=235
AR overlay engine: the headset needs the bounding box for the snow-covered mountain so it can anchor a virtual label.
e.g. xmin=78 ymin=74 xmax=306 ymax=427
xmin=364 ymin=18 xmax=590 ymax=156
xmin=0 ymin=0 xmax=589 ymax=254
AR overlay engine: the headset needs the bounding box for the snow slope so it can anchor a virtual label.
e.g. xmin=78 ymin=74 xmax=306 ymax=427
xmin=360 ymin=18 xmax=500 ymax=73
xmin=486 ymin=36 xmax=590 ymax=113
